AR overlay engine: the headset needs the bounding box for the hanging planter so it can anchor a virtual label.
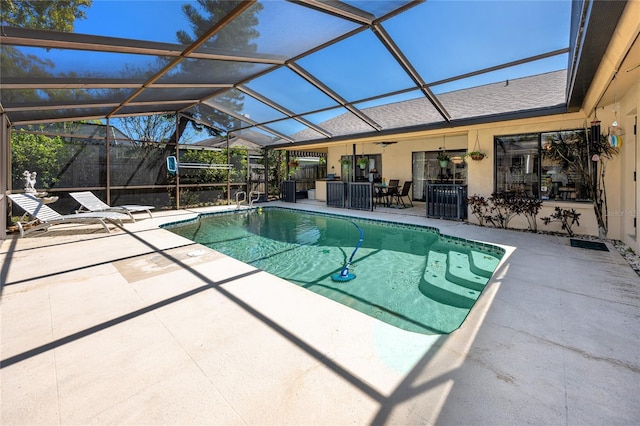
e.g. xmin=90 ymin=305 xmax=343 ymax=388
xmin=357 ymin=157 xmax=368 ymax=169
xmin=438 ymin=135 xmax=450 ymax=168
xmin=469 ymin=151 xmax=486 ymax=161
xmin=288 ymin=159 xmax=300 ymax=171
xmin=467 ymin=131 xmax=487 ymax=161
xmin=438 ymin=152 xmax=450 ymax=168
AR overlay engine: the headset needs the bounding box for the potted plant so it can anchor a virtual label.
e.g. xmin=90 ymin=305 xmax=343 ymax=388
xmin=341 ymin=158 xmax=351 ymax=168
xmin=467 ymin=151 xmax=486 ymax=161
xmin=288 ymin=158 xmax=299 ymax=168
xmin=357 ymin=157 xmax=369 ymax=169
xmin=437 ymin=152 xmax=450 ymax=168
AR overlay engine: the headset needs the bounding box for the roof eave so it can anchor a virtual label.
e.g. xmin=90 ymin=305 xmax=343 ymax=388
xmin=268 ymin=104 xmax=569 ymax=149
xmin=566 ymin=0 xmax=628 ymax=112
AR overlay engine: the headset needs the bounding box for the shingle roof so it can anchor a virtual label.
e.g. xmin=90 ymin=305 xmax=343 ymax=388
xmin=288 ymin=70 xmax=567 ymax=143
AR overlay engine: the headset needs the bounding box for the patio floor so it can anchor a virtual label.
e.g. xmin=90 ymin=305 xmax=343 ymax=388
xmin=1 ymin=201 xmax=639 ymax=425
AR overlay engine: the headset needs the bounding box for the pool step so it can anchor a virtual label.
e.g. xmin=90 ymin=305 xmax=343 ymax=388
xmin=469 ymin=250 xmax=501 ymax=278
xmin=446 ymin=250 xmax=490 ymax=291
xmin=419 ymin=251 xmax=480 ymax=309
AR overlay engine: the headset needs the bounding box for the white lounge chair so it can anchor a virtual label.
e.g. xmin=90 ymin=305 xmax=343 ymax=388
xmin=69 ymin=191 xmax=154 ymax=222
xmin=8 ymin=193 xmax=129 ymax=237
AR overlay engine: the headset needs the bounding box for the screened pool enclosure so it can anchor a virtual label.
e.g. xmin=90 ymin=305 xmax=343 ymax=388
xmin=0 ymin=0 xmax=632 ymax=235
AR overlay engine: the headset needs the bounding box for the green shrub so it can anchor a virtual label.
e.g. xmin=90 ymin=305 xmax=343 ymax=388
xmin=541 ymin=207 xmax=581 ymax=237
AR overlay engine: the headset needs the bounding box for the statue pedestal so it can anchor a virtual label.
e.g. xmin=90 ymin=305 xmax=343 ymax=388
xmin=30 ymin=191 xmax=58 ymax=204
xmin=40 ymin=196 xmax=59 ymax=204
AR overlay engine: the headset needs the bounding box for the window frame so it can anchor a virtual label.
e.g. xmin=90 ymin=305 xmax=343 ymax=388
xmin=494 ymin=129 xmax=591 ymax=202
xmin=412 ymin=149 xmax=467 ymax=201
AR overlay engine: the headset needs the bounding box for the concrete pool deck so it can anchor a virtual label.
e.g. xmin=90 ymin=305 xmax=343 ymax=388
xmin=1 ymin=201 xmax=639 ymax=425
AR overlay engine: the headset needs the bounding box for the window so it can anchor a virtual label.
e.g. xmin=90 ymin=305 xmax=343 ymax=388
xmin=495 ymin=129 xmax=590 ymax=201
xmin=541 ymin=130 xmax=591 ymax=201
xmin=495 ymin=133 xmax=539 ymax=197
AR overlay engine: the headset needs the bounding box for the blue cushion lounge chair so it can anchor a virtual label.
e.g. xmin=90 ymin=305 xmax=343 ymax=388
xmin=69 ymin=191 xmax=154 ymax=221
xmin=8 ymin=193 xmax=129 ymax=237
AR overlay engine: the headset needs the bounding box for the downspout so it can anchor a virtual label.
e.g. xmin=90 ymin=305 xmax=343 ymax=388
xmin=265 ymin=147 xmax=269 ymax=199
xmin=352 ymin=144 xmax=357 ymax=182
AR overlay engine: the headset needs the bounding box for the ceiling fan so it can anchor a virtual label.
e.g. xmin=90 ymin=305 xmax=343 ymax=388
xmin=373 ymin=141 xmax=397 ymax=148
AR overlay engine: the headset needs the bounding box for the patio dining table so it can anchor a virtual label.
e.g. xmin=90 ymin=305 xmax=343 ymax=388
xmin=373 ymin=184 xmax=399 ymax=207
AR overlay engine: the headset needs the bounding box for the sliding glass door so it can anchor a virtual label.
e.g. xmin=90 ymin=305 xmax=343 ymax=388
xmin=412 ymin=150 xmax=467 ymax=201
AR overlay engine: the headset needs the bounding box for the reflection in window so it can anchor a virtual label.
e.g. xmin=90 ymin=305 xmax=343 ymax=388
xmin=340 ymin=154 xmax=382 ymax=183
xmin=541 ymin=130 xmax=590 ymax=201
xmin=495 ymin=134 xmax=539 ymax=197
xmin=495 ymin=130 xmax=590 ymax=201
xmin=412 ymin=150 xmax=467 ymax=201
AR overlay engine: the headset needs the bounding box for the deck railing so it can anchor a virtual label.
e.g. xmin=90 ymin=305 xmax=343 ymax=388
xmin=280 ymin=180 xmax=297 ymax=202
xmin=326 ymin=182 xmax=373 ymax=210
xmin=327 ymin=181 xmax=347 ymax=208
xmin=348 ymin=182 xmax=373 ymax=211
xmin=425 ymin=184 xmax=468 ymax=220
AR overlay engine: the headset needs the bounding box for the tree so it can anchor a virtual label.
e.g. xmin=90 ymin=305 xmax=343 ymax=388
xmin=175 ymin=0 xmax=264 ymax=131
xmin=112 ymin=0 xmax=264 ymax=182
xmin=1 ymin=0 xmax=93 ymax=103
xmin=1 ymin=0 xmax=92 ymax=32
xmin=180 ymin=148 xmax=240 ymax=183
xmin=114 ymin=114 xmax=179 ymax=144
xmin=256 ymin=148 xmax=285 ymax=197
xmin=11 ymin=129 xmax=70 ymax=190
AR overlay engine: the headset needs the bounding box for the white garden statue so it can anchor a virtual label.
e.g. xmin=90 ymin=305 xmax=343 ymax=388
xmin=23 ymin=170 xmax=37 ymax=194
xmin=21 ymin=170 xmax=58 ymax=203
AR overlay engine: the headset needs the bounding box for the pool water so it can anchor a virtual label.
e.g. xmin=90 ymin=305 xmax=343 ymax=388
xmin=165 ymin=207 xmax=504 ymax=334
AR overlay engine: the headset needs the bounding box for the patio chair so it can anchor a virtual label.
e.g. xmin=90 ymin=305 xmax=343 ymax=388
xmin=69 ymin=191 xmax=154 ymax=221
xmin=7 ymin=193 xmax=129 ymax=237
xmin=393 ymin=181 xmax=414 ymax=207
xmin=387 ymin=179 xmax=400 ymax=198
xmin=372 ymin=185 xmax=389 ymax=208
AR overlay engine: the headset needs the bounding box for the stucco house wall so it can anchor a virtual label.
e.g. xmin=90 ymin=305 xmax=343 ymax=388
xmin=321 ymin=0 xmax=639 ymax=246
xmin=615 ymin=78 xmax=640 ymax=251
xmin=327 ymin=94 xmax=636 ymax=242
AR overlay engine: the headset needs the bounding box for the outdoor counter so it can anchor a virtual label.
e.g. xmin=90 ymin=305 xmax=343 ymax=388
xmin=315 ymin=180 xmax=327 ymax=201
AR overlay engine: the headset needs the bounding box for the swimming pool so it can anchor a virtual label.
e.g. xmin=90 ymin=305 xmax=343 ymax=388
xmin=165 ymin=207 xmax=504 ymax=334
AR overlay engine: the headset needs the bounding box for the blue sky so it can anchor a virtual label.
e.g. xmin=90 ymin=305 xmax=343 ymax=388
xmin=74 ymin=0 xmax=196 ymax=43
xmin=9 ymin=0 xmax=573 ymax=140
xmin=69 ymin=0 xmax=571 ymax=85
xmin=74 ymin=1 xmax=570 ymax=42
